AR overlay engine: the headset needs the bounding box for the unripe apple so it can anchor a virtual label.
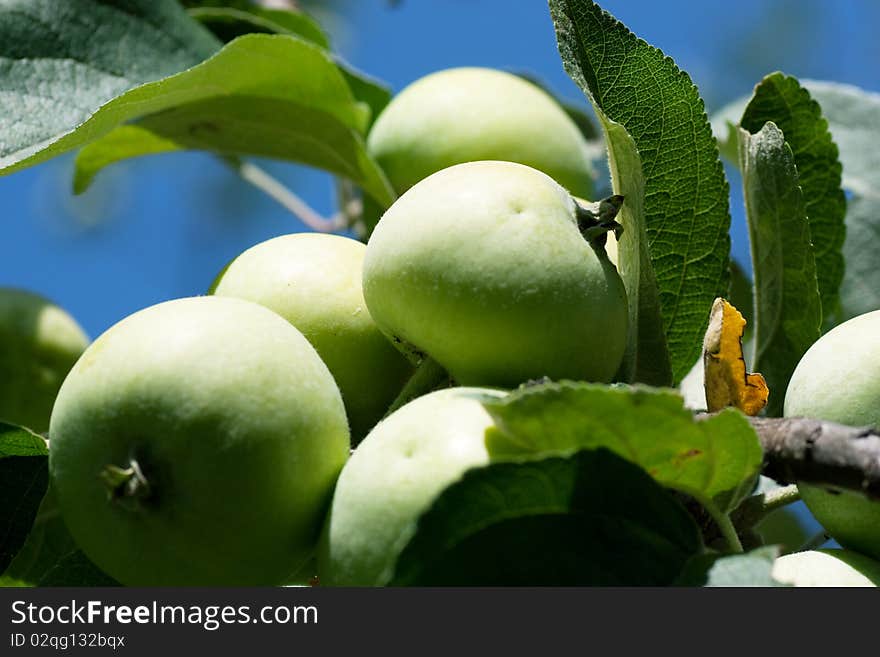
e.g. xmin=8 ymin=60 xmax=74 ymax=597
xmin=318 ymin=386 xmax=504 ymax=586
xmin=210 ymin=233 xmax=414 ymax=442
xmin=367 ymin=67 xmax=594 ymax=197
xmin=784 ymin=309 xmax=880 ymax=560
xmin=0 ymin=287 xmax=89 ymax=433
xmin=363 ymin=161 xmax=628 ymax=387
xmin=772 ymin=549 xmax=880 ymax=587
xmin=49 ymin=296 xmax=350 ymax=586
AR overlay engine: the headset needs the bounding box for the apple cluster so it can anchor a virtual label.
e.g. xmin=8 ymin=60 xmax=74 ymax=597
xmin=0 ymin=67 xmax=626 ymax=586
xmin=4 ymin=67 xmax=880 ymax=586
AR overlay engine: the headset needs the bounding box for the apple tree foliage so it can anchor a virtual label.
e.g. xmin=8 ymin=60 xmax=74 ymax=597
xmin=1 ymin=0 xmax=878 ymax=586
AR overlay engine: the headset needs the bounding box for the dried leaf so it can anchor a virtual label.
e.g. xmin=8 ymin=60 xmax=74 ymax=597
xmin=703 ymin=298 xmax=769 ymax=415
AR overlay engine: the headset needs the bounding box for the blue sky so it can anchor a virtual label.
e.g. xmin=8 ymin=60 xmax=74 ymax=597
xmin=2 ymin=0 xmax=878 ymax=338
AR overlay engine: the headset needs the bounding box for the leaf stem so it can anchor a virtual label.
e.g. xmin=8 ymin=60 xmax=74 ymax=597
xmin=229 ymin=158 xmax=360 ymax=232
xmin=708 ymin=505 xmax=744 ymax=554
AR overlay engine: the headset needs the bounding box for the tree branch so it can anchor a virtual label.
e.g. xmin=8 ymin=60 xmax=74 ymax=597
xmin=748 ymin=416 xmax=880 ymax=500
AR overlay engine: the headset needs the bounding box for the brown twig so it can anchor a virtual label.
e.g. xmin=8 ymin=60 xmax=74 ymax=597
xmin=749 ymin=416 xmax=880 ymax=499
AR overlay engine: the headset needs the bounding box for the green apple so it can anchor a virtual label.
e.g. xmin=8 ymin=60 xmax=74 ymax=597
xmin=784 ymin=310 xmax=880 ymax=560
xmin=318 ymin=386 xmax=504 ymax=586
xmin=210 ymin=233 xmax=414 ymax=442
xmin=0 ymin=287 xmax=89 ymax=433
xmin=49 ymin=296 xmax=350 ymax=586
xmin=367 ymin=67 xmax=594 ymax=197
xmin=363 ymin=160 xmax=628 ymax=387
xmin=772 ymin=549 xmax=880 ymax=587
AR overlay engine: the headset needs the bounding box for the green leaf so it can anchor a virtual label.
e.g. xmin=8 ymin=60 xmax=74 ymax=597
xmin=391 ymin=449 xmax=702 ymax=586
xmin=802 ymin=81 xmax=880 ymax=322
xmin=738 ymin=123 xmax=822 ymax=416
xmin=69 ymin=35 xmax=394 ymax=207
xmin=338 ymin=66 xmax=393 ymax=133
xmin=1 ymin=485 xmax=76 ymax=587
xmin=73 ymin=126 xmax=180 ymax=193
xmin=483 ymin=382 xmax=762 ymax=515
xmin=675 ymin=546 xmax=786 ymax=586
xmin=713 ymin=80 xmax=880 ymax=324
xmin=188 ymin=5 xmax=330 ymax=48
xmin=740 ymin=73 xmax=846 ymax=324
xmin=0 ymin=422 xmax=47 ymax=458
xmin=38 ymin=550 xmax=119 ymax=587
xmin=0 ymin=423 xmax=49 ymax=573
xmin=549 ymin=0 xmax=731 ymax=386
xmin=74 ymin=95 xmax=393 ymax=207
xmin=0 ymin=0 xmax=220 ymax=172
xmin=186 ymin=2 xmax=390 ymax=126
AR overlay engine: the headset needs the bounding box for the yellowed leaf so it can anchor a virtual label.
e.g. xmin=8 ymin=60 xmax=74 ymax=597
xmin=703 ymin=298 xmax=768 ymax=415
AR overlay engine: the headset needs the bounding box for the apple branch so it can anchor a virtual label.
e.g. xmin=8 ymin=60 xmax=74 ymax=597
xmin=748 ymin=416 xmax=880 ymax=499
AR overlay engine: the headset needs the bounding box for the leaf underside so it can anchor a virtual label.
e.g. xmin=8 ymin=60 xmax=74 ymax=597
xmin=483 ymin=382 xmax=762 ymax=515
xmin=740 ymin=72 xmax=846 ymax=325
xmin=391 ymin=449 xmax=702 ymax=586
xmin=738 ymin=123 xmax=822 ymax=416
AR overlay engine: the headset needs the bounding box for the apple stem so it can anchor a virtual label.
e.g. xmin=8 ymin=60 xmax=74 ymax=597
xmin=383 ymin=357 xmax=451 ymax=419
xmin=100 ymin=459 xmax=152 ymax=510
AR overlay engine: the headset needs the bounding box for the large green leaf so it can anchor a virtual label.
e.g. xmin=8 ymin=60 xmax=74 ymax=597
xmin=738 ymin=123 xmax=822 ymax=416
xmin=391 ymin=450 xmax=702 ymax=586
xmin=483 ymin=382 xmax=762 ymax=516
xmin=549 ymin=0 xmax=731 ymax=386
xmin=0 ymin=423 xmax=48 ymax=574
xmin=74 ymin=95 xmax=393 ymax=206
xmin=0 ymin=0 xmax=219 ymax=171
xmin=70 ymin=35 xmax=394 ymax=207
xmin=739 ymin=73 xmax=846 ymax=324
